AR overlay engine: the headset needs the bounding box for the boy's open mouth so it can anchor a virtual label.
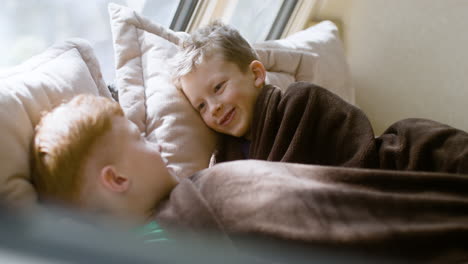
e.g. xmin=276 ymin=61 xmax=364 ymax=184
xmin=220 ymin=108 xmax=236 ymax=126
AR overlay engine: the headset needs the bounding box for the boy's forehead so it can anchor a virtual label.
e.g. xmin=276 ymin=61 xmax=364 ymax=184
xmin=87 ymin=116 xmax=130 ymax=159
xmin=180 ymin=74 xmax=204 ymax=103
xmin=180 ymin=67 xmax=217 ymax=95
xmin=109 ymin=116 xmax=137 ymax=136
xmin=188 ymin=56 xmax=231 ymax=84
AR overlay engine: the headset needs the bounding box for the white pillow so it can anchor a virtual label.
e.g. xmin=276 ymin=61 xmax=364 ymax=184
xmin=108 ymin=3 xmax=352 ymax=179
xmin=0 ymin=39 xmax=112 ymax=208
xmin=254 ymin=21 xmax=354 ymax=102
xmin=109 ymin=3 xmax=216 ymax=179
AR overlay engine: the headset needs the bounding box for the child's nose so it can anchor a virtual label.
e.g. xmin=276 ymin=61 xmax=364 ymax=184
xmin=210 ymin=103 xmax=223 ymax=117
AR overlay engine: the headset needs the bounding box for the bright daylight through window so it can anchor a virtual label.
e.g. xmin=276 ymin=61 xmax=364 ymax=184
xmin=0 ymin=0 xmax=180 ymax=81
xmin=1 ymin=0 xmax=292 ymax=81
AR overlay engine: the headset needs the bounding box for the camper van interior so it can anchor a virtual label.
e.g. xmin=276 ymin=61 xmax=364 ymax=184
xmin=1 ymin=1 xmax=468 ymax=263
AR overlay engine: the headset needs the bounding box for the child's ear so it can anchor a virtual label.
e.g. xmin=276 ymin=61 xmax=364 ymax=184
xmin=99 ymin=166 xmax=130 ymax=193
xmin=250 ymin=60 xmax=266 ymax=88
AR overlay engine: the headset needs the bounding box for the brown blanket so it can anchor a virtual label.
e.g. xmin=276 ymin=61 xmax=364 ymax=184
xmin=154 ymin=82 xmax=468 ymax=263
xmin=216 ymin=82 xmax=468 ymax=174
xmin=155 ymin=160 xmax=468 ymax=263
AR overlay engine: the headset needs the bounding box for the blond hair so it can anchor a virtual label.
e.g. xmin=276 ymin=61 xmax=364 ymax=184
xmin=172 ymin=21 xmax=258 ymax=85
xmin=31 ymin=94 xmax=123 ymax=205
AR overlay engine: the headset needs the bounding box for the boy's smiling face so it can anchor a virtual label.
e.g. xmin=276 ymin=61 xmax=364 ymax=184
xmin=180 ymin=55 xmax=265 ymax=138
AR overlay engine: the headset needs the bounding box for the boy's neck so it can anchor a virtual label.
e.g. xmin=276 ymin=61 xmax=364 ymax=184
xmin=244 ymin=83 xmax=266 ymax=141
xmin=244 ymin=130 xmax=252 ymax=141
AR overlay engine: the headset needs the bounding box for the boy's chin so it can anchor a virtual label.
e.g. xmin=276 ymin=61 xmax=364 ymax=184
xmin=213 ymin=124 xmax=247 ymax=138
xmin=227 ymin=129 xmax=248 ymax=139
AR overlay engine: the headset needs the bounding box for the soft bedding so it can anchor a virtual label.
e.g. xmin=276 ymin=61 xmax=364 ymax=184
xmin=216 ymin=82 xmax=468 ymax=174
xmin=154 ymin=82 xmax=468 ymax=263
xmin=0 ymin=39 xmax=111 ymax=207
xmin=154 ymin=160 xmax=468 ymax=263
xmin=216 ymin=82 xmax=375 ymax=166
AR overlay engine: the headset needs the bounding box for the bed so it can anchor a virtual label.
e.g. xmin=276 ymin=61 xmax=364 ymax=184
xmin=1 ymin=3 xmax=467 ymax=263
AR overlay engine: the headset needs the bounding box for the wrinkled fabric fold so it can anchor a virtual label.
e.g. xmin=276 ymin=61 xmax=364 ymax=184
xmin=155 ymin=161 xmax=468 ymax=263
xmin=216 ymin=82 xmax=468 ymax=175
xmin=155 ymin=82 xmax=468 ymax=263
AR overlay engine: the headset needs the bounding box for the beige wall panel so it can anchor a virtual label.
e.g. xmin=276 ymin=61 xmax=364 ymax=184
xmin=315 ymin=0 xmax=468 ymax=134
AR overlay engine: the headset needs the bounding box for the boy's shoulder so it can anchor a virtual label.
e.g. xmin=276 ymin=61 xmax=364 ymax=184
xmin=285 ymin=81 xmax=327 ymax=93
xmin=258 ymin=81 xmax=347 ymax=114
xmin=262 ymin=81 xmax=329 ymax=99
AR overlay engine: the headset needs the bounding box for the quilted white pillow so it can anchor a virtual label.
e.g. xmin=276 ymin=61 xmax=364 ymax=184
xmin=0 ymin=39 xmax=112 ymax=208
xmin=255 ymin=21 xmax=353 ymax=102
xmin=108 ymin=3 xmax=352 ymax=178
xmin=255 ymin=21 xmax=354 ymax=102
xmin=109 ymin=3 xmax=215 ymax=179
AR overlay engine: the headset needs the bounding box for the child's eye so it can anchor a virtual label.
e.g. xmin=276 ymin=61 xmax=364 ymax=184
xmin=197 ymin=102 xmax=206 ymax=112
xmin=214 ymin=82 xmax=225 ymax=93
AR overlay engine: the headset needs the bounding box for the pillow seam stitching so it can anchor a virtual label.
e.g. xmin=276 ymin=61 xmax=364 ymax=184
xmin=133 ymin=21 xmax=149 ymax=136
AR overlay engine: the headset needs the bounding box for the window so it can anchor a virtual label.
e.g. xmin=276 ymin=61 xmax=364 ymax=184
xmin=0 ymin=0 xmax=182 ymax=81
xmin=2 ymin=0 xmax=305 ymax=82
xmin=186 ymin=0 xmax=299 ymax=43
xmin=228 ymin=0 xmax=298 ymax=42
xmin=226 ymin=0 xmax=285 ymax=43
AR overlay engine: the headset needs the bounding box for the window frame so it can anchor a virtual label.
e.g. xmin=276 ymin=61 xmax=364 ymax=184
xmin=183 ymin=0 xmax=320 ymax=40
xmin=170 ymin=0 xmax=199 ymax=31
xmin=265 ymin=0 xmax=298 ymax=40
xmin=279 ymin=0 xmax=321 ymax=38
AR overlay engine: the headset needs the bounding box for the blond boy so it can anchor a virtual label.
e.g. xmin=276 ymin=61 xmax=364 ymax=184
xmin=32 ymin=94 xmax=178 ymax=225
xmin=173 ymin=21 xmax=377 ymax=167
xmin=173 ymin=21 xmax=266 ymax=139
